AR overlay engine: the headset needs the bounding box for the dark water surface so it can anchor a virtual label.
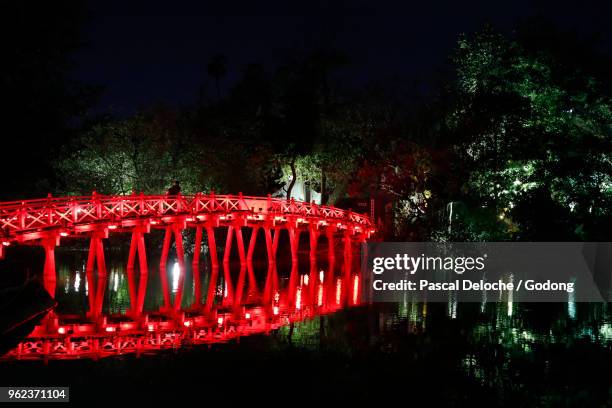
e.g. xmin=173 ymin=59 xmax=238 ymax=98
xmin=1 ymin=236 xmax=612 ymax=406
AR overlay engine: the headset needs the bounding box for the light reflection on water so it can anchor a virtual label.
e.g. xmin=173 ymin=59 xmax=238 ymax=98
xmin=50 ymin=249 xmax=612 ymax=350
xmin=6 ymin=242 xmax=612 ymax=407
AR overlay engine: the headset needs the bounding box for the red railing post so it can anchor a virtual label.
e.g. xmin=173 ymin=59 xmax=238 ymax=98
xmin=19 ymin=201 xmax=26 ymax=230
xmin=70 ymin=198 xmax=77 ymax=224
xmin=46 ymin=193 xmax=53 ymax=226
xmin=210 ymin=190 xmax=216 ymax=212
xmin=93 ymin=191 xmax=102 ymax=220
xmin=139 ymin=192 xmax=145 ymax=216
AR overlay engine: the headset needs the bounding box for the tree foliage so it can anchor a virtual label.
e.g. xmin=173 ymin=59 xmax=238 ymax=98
xmin=445 ymin=25 xmax=612 ymax=240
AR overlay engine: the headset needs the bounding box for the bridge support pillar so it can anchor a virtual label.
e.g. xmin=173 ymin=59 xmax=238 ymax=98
xmin=263 ymin=224 xmax=279 ymax=304
xmin=86 ymin=231 xmax=107 ymax=318
xmin=127 ymin=228 xmax=148 ymax=317
xmin=326 ymin=229 xmax=337 ymax=304
xmin=309 ymin=227 xmax=320 ymax=304
xmin=263 ymin=263 xmax=278 ymax=304
xmin=327 ymin=229 xmax=335 ymax=261
xmin=263 ymin=226 xmax=280 ymax=266
xmin=245 ymin=226 xmax=259 ymax=295
xmin=234 ymin=265 xmax=247 ymax=311
xmin=191 ymin=226 xmax=203 ymax=307
xmin=287 ymin=227 xmax=300 ymax=306
xmin=41 ymin=236 xmax=58 ymax=298
xmin=342 ymin=232 xmax=354 ymax=306
xmin=221 ymin=226 xmax=235 ymax=305
xmin=235 ymin=226 xmax=260 ymax=309
xmin=246 ymin=226 xmax=259 ymax=263
xmin=159 ymin=224 xmax=186 ymax=311
xmin=205 ymin=226 xmax=219 ymax=311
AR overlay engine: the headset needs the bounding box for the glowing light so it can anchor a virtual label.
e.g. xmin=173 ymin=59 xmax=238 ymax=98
xmin=568 ymin=278 xmax=576 ymax=319
xmin=60 ymin=232 xmax=69 ymax=237
xmin=317 ymin=285 xmax=323 ymax=306
xmin=105 ymin=326 xmax=116 ymax=332
xmin=319 ymin=270 xmax=324 ymax=283
xmin=352 ymin=275 xmax=360 ymax=305
xmin=507 ymin=274 xmax=514 ymax=317
xmin=147 ymin=323 xmax=155 ymax=332
xmin=113 ymin=271 xmax=119 ymax=292
xmin=108 ymin=224 xmax=118 ymax=230
xmin=57 ymin=327 xmax=66 ymax=335
xmin=183 ymin=320 xmax=192 ymax=327
xmin=245 ymin=312 xmax=251 ymax=319
xmin=335 ymin=279 xmax=342 ymax=305
xmin=74 ymin=272 xmax=81 ymax=292
xmin=186 ymin=217 xmax=194 ymax=222
xmin=172 ymin=262 xmax=180 ymax=293
xmin=150 ymin=220 xmax=158 ymax=225
xmin=273 ymin=306 xmax=279 ymax=315
xmin=217 ymin=317 xmax=224 ymax=325
xmin=296 ymin=288 xmax=302 ymax=310
xmin=1 ymin=241 xmax=9 ymax=246
xmin=303 ymin=274 xmax=309 ymax=286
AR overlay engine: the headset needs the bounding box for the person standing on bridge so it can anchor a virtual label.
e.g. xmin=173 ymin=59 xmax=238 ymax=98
xmin=167 ymin=180 xmax=181 ymax=196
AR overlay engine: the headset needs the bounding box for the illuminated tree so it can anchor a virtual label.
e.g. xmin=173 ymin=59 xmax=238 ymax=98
xmin=446 ymin=26 xmax=612 ymax=240
xmin=56 ymin=109 xmax=208 ymax=195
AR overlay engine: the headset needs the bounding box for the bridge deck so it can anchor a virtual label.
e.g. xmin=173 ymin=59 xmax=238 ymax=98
xmin=0 ymin=193 xmax=374 ymax=250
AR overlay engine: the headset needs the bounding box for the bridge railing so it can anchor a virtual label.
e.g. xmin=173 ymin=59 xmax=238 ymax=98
xmin=0 ymin=193 xmax=373 ymax=237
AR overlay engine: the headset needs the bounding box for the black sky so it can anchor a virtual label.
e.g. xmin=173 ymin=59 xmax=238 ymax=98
xmin=72 ymin=0 xmax=612 ymax=116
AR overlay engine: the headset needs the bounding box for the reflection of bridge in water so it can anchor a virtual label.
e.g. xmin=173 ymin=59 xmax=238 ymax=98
xmin=0 ymin=193 xmax=375 ymax=360
xmin=5 ymin=274 xmax=361 ymax=361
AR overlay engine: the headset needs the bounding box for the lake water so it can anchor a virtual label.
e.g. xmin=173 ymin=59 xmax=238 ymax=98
xmin=1 ymin=233 xmax=611 ymax=406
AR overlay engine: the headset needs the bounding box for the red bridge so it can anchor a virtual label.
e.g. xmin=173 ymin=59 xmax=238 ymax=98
xmin=0 ymin=193 xmax=375 ymax=318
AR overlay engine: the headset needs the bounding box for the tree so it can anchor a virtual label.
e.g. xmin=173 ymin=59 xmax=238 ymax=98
xmin=445 ymin=25 xmax=612 ymax=240
xmin=0 ymin=1 xmax=96 ymax=199
xmin=55 ymin=108 xmax=209 ymax=195
xmin=207 ymin=54 xmax=227 ymax=101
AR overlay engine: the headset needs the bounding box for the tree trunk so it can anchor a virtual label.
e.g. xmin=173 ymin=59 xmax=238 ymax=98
xmin=286 ymin=158 xmax=297 ymax=200
xmin=320 ymin=167 xmax=327 ymax=204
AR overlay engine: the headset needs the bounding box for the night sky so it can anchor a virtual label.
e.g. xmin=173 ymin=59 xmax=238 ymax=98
xmin=73 ymin=0 xmax=612 ymax=116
